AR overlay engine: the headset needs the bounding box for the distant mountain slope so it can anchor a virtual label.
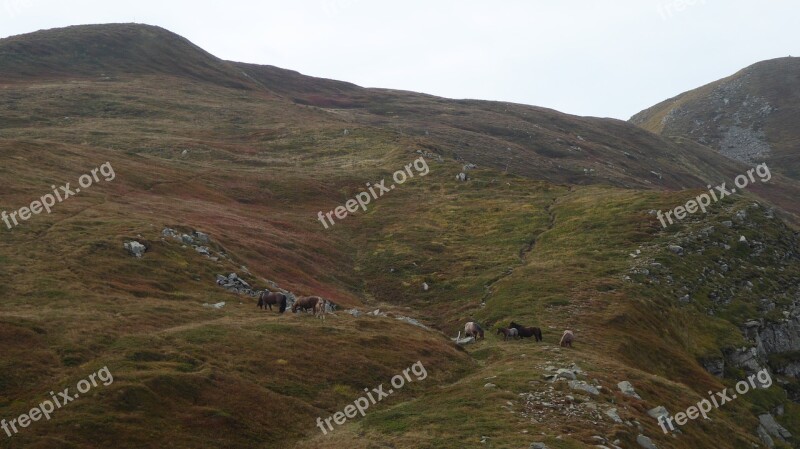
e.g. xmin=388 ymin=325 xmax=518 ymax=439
xmin=0 ymin=23 xmax=252 ymax=88
xmin=631 ymin=57 xmax=800 ymax=180
xmin=0 ymin=24 xmax=770 ymax=197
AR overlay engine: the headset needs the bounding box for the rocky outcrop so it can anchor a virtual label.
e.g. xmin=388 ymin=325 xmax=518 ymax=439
xmin=163 ymin=227 xmax=223 ymax=261
xmin=758 ymin=413 xmax=792 ymax=446
xmin=701 ymin=356 xmax=725 ymax=377
xmin=216 ymin=273 xmax=260 ymax=297
xmin=724 ymin=346 xmax=767 ymax=376
xmin=749 ymin=304 xmax=800 ymax=355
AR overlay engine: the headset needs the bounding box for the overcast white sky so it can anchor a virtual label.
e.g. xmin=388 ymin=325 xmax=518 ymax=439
xmin=1 ymin=0 xmax=797 ymax=119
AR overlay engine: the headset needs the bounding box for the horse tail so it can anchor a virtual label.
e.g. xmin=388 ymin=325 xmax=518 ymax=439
xmin=279 ymin=295 xmax=287 ymax=313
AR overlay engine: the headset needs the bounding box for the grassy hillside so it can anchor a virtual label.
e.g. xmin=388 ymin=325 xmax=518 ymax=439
xmin=1 ymin=24 xmax=799 ymax=449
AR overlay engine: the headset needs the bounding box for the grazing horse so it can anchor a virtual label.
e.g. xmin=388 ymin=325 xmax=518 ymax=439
xmin=316 ymin=298 xmax=331 ymax=320
xmin=509 ymin=322 xmax=543 ymax=342
xmin=496 ymin=327 xmax=519 ymax=341
xmin=560 ymin=330 xmax=574 ymax=348
xmin=464 ymin=322 xmax=484 ymax=340
xmin=259 ymin=291 xmax=288 ymax=313
xmin=292 ymin=296 xmax=321 ymax=314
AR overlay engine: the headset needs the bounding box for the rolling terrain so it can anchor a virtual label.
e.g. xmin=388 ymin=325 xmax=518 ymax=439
xmin=1 ymin=24 xmax=799 ymax=449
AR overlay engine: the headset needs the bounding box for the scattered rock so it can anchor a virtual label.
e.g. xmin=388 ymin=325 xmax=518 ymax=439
xmin=555 ymin=368 xmax=577 ymax=380
xmin=124 ymin=241 xmax=147 ymax=258
xmin=456 ymin=172 xmax=469 ymax=182
xmin=484 ymin=383 xmax=496 ymax=388
xmin=202 ymin=301 xmax=225 ymax=310
xmin=348 ymin=309 xmax=362 ymax=318
xmin=618 ymin=381 xmax=642 ymax=399
xmin=647 ymin=406 xmax=676 ymax=432
xmin=668 ymin=245 xmax=684 ymax=255
xmin=396 ymin=316 xmax=430 ymax=330
xmin=605 ymin=407 xmax=623 ymax=423
xmin=636 ymin=434 xmax=658 ymax=449
xmin=569 ymin=380 xmax=600 ymax=395
xmin=453 ymin=335 xmax=475 ymax=345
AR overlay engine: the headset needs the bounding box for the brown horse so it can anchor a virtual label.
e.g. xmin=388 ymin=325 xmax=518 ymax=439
xmin=465 ymin=322 xmax=484 ymax=340
xmin=292 ymin=296 xmax=321 ymax=314
xmin=509 ymin=322 xmax=543 ymax=342
xmin=560 ymin=330 xmax=574 ymax=348
xmin=496 ymin=327 xmax=519 ymax=340
xmin=259 ymin=291 xmax=288 ymax=313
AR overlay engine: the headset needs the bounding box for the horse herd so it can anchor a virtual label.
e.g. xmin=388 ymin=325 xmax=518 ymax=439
xmin=256 ymin=292 xmax=576 ymax=348
xmin=257 ymin=291 xmax=332 ymax=319
xmin=466 ymin=321 xmax=574 ymax=347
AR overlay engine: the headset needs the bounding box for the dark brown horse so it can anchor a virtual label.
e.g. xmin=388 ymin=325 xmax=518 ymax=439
xmin=292 ymin=296 xmax=320 ymax=314
xmin=259 ymin=291 xmax=288 ymax=313
xmin=510 ymin=322 xmax=543 ymax=342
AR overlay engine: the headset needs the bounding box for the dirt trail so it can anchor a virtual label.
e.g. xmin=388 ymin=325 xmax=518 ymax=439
xmin=483 ymin=190 xmax=568 ymax=304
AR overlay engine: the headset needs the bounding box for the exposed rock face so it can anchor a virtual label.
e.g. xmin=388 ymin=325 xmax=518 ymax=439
xmin=633 ymin=69 xmax=775 ymax=165
xmin=724 ymin=346 xmax=767 ymax=375
xmin=758 ymin=424 xmax=775 ymax=449
xmin=701 ymin=356 xmax=725 ymax=377
xmin=724 ymin=301 xmax=800 ymax=382
xmin=758 ymin=413 xmax=792 ymax=445
xmin=751 ymin=306 xmax=800 ymax=355
xmin=720 ymin=125 xmax=772 ymax=163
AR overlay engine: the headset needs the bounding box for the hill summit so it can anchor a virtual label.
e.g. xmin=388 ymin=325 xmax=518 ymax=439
xmin=631 ymin=57 xmax=800 ymax=180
